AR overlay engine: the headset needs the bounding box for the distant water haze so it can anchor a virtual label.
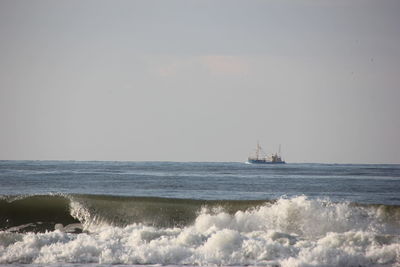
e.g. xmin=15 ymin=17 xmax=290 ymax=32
xmin=0 ymin=0 xmax=399 ymax=163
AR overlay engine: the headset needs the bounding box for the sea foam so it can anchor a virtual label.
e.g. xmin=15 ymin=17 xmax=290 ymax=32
xmin=0 ymin=196 xmax=399 ymax=266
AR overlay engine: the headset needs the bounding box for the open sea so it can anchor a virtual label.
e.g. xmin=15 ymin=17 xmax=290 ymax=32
xmin=0 ymin=160 xmax=399 ymax=267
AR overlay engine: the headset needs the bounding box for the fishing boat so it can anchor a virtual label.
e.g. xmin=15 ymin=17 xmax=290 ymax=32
xmin=247 ymin=142 xmax=286 ymax=164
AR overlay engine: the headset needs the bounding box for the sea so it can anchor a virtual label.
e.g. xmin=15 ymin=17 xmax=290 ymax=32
xmin=0 ymin=160 xmax=399 ymax=267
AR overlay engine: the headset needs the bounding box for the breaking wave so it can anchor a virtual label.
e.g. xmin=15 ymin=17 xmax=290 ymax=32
xmin=0 ymin=194 xmax=268 ymax=232
xmin=0 ymin=194 xmax=399 ymax=266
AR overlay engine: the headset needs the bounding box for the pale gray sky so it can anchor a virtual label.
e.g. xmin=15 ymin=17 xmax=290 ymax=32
xmin=0 ymin=0 xmax=399 ymax=163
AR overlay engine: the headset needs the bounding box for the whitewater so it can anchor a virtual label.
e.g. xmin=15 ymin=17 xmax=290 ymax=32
xmin=0 ymin=161 xmax=399 ymax=266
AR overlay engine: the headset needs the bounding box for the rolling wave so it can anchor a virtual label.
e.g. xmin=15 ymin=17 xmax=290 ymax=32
xmin=1 ymin=194 xmax=400 ymax=233
xmin=0 ymin=194 xmax=269 ymax=232
xmin=0 ymin=194 xmax=399 ymax=265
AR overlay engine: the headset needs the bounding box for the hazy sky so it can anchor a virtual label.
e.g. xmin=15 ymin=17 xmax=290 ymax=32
xmin=1 ymin=0 xmax=399 ymax=163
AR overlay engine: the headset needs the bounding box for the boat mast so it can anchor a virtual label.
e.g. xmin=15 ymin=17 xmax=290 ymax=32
xmin=256 ymin=141 xmax=261 ymax=160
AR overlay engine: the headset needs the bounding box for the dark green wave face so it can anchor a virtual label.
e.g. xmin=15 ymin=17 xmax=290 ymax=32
xmin=0 ymin=195 xmax=79 ymax=232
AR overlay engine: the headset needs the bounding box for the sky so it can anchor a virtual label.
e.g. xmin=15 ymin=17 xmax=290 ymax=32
xmin=0 ymin=0 xmax=399 ymax=163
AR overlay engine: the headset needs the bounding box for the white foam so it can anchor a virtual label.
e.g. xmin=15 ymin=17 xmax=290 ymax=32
xmin=0 ymin=196 xmax=399 ymax=266
xmin=69 ymin=198 xmax=109 ymax=232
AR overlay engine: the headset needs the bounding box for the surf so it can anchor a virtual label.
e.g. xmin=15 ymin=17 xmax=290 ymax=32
xmin=0 ymin=194 xmax=269 ymax=232
xmin=0 ymin=194 xmax=399 ymax=265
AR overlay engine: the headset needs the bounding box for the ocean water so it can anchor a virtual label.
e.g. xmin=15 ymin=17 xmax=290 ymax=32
xmin=0 ymin=161 xmax=399 ymax=267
